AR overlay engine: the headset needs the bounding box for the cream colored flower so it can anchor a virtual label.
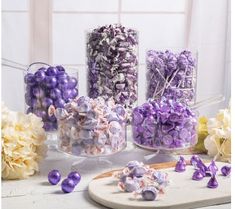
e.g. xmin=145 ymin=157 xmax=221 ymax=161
xmin=1 ymin=104 xmax=47 ymax=180
xmin=204 ymin=106 xmax=231 ymax=162
xmin=204 ymin=135 xmax=221 ymax=157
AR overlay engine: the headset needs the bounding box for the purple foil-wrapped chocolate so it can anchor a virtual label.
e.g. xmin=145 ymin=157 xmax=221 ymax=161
xmin=146 ymin=50 xmax=197 ymax=105
xmin=132 ymin=97 xmax=197 ymax=150
xmin=221 ymin=165 xmax=231 ymax=176
xmin=192 ymin=170 xmax=204 ymax=181
xmin=54 ymin=96 xmax=127 ymax=156
xmin=87 ymin=24 xmax=138 ymax=110
xmin=24 ymin=64 xmax=78 ymax=131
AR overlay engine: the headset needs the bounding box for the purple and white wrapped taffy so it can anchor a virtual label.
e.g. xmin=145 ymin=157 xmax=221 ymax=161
xmin=51 ymin=96 xmax=127 ymax=156
xmin=132 ymin=97 xmax=198 ymax=150
xmin=87 ymin=24 xmax=138 ymax=110
xmin=113 ymin=160 xmax=169 ymax=201
xmin=146 ymin=50 xmax=197 ymax=105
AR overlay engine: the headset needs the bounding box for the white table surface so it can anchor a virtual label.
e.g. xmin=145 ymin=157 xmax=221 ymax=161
xmin=2 ymin=141 xmax=231 ymax=209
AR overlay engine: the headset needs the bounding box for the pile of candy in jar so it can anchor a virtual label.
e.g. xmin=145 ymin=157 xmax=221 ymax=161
xmin=50 ymin=96 xmax=128 ymax=156
xmin=132 ymin=97 xmax=197 ymax=150
xmin=24 ymin=65 xmax=78 ymax=131
xmin=146 ymin=50 xmax=197 ymax=105
xmin=87 ymin=24 xmax=138 ymax=109
xmin=113 ymin=161 xmax=169 ymax=201
xmin=175 ymin=155 xmax=231 ymax=188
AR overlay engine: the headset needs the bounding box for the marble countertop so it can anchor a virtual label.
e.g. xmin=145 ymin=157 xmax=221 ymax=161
xmin=2 ymin=142 xmax=231 ymax=209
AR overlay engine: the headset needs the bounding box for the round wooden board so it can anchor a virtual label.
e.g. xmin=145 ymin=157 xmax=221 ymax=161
xmin=88 ymin=161 xmax=231 ymax=209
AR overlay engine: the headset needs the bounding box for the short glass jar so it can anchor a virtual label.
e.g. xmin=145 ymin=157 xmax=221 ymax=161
xmin=24 ymin=63 xmax=79 ymax=132
xmin=132 ymin=98 xmax=198 ymax=151
xmin=146 ymin=49 xmax=197 ymax=106
xmin=87 ymin=24 xmax=138 ymax=110
xmin=54 ymin=96 xmax=127 ymax=157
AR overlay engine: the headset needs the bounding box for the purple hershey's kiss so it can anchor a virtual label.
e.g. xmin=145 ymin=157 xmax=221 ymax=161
xmin=221 ymin=165 xmax=231 ymax=176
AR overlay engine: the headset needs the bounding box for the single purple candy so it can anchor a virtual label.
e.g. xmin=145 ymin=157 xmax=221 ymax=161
xmin=58 ymin=76 xmax=69 ymax=90
xmin=207 ymin=176 xmax=218 ymax=189
xmin=48 ymin=169 xmax=61 ymax=185
xmin=56 ymin=65 xmax=65 ymax=72
xmin=141 ymin=186 xmax=158 ymax=201
xmin=175 ymin=161 xmax=186 ymax=172
xmin=207 ymin=160 xmax=218 ymax=176
xmin=44 ymin=76 xmax=57 ymax=88
xmin=24 ymin=73 xmax=36 ymax=86
xmin=34 ymin=69 xmax=46 ymax=82
xmin=61 ymin=178 xmax=75 ymax=193
xmin=71 ymin=88 xmax=78 ymax=98
xmin=54 ymin=98 xmax=65 ymax=108
xmin=190 ymin=155 xmax=200 ymax=166
xmin=67 ymin=171 xmax=81 ymax=186
xmin=179 ymin=156 xmax=186 ymax=166
xmin=221 ymin=165 xmax=231 ymax=176
xmin=42 ymin=97 xmax=53 ymax=108
xmin=46 ymin=66 xmax=58 ymax=76
xmin=192 ymin=170 xmax=204 ymax=181
xmin=68 ymin=77 xmax=78 ymax=89
xmin=62 ymin=89 xmax=73 ymax=100
xmin=50 ymin=88 xmax=62 ymax=99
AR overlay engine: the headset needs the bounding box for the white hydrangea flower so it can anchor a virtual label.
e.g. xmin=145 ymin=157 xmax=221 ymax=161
xmin=204 ymin=106 xmax=231 ymax=162
xmin=1 ymin=104 xmax=47 ymax=180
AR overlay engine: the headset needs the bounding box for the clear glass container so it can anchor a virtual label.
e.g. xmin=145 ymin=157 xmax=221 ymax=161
xmin=131 ymin=98 xmax=198 ymax=151
xmin=86 ymin=24 xmax=139 ymax=110
xmin=55 ymin=96 xmax=127 ymax=157
xmin=146 ymin=49 xmax=198 ymax=106
xmin=24 ymin=62 xmax=79 ymax=132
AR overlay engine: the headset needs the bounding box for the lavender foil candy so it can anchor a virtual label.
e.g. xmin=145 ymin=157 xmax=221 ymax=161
xmin=132 ymin=97 xmax=197 ymax=150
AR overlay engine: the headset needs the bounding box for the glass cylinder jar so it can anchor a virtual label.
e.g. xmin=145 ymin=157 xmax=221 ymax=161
xmin=24 ymin=63 xmax=79 ymax=132
xmin=87 ymin=24 xmax=138 ymax=110
xmin=146 ymin=49 xmax=197 ymax=105
xmin=132 ymin=98 xmax=198 ymax=151
xmin=55 ymin=96 xmax=127 ymax=157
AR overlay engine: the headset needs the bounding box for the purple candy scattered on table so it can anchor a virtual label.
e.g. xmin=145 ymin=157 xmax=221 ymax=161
xmin=132 ymin=97 xmax=197 ymax=150
xmin=68 ymin=171 xmax=81 ymax=186
xmin=48 ymin=169 xmax=61 ymax=185
xmin=192 ymin=170 xmax=204 ymax=181
xmin=24 ymin=64 xmax=78 ymax=131
xmin=146 ymin=50 xmax=197 ymax=105
xmin=61 ymin=178 xmax=76 ymax=193
xmin=87 ymin=24 xmax=138 ymax=109
xmin=207 ymin=176 xmax=218 ymax=189
xmin=221 ymin=165 xmax=231 ymax=176
xmin=175 ymin=156 xmax=186 ymax=172
xmin=50 ymin=96 xmax=127 ymax=156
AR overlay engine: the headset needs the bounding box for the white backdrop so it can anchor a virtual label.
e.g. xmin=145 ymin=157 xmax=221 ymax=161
xmin=1 ymin=0 xmax=231 ymax=116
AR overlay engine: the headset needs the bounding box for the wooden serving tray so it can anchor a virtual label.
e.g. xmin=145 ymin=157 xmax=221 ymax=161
xmin=88 ymin=161 xmax=231 ymax=209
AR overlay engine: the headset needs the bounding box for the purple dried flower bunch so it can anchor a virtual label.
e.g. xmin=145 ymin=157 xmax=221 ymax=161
xmin=87 ymin=24 xmax=138 ymax=109
xmin=146 ymin=50 xmax=197 ymax=105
